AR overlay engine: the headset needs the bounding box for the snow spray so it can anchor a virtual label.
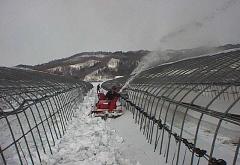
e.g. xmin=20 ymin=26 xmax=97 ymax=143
xmin=120 ymin=50 xmax=170 ymax=92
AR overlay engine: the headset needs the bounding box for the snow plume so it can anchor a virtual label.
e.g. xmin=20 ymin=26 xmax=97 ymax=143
xmin=132 ymin=50 xmax=170 ymax=75
xmin=121 ymin=50 xmax=170 ymax=91
xmin=160 ymin=0 xmax=238 ymax=48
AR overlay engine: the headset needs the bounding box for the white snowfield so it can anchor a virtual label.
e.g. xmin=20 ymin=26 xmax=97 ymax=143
xmin=40 ymin=87 xmax=144 ymax=165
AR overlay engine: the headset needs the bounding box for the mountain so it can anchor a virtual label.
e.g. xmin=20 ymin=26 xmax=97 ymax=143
xmin=15 ymin=44 xmax=240 ymax=81
xmin=16 ymin=50 xmax=150 ymax=81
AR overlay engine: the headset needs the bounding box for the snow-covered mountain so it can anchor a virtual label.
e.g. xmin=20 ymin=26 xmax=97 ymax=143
xmin=16 ymin=51 xmax=149 ymax=81
xmin=16 ymin=44 xmax=240 ymax=81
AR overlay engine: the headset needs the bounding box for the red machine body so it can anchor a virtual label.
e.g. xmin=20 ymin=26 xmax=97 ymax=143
xmin=91 ymin=92 xmax=123 ymax=118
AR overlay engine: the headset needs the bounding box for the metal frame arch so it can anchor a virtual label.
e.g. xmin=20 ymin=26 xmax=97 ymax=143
xmin=0 ymin=67 xmax=92 ymax=164
xmin=103 ymin=49 xmax=240 ymax=165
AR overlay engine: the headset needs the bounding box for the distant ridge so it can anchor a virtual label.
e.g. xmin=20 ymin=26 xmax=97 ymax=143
xmin=15 ymin=44 xmax=240 ymax=81
xmin=16 ymin=50 xmax=149 ymax=81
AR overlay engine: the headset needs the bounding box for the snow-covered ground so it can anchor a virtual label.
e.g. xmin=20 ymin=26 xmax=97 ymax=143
xmin=108 ymin=110 xmax=167 ymax=165
xmin=40 ymin=85 xmax=141 ymax=165
xmin=2 ymin=82 xmax=237 ymax=164
xmin=41 ymin=82 xmax=239 ymax=165
xmin=40 ymin=83 xmax=168 ymax=165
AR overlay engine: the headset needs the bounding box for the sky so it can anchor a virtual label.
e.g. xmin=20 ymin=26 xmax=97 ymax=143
xmin=0 ymin=0 xmax=240 ymax=66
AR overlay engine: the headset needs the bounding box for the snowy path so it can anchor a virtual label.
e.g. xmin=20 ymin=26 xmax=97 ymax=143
xmin=108 ymin=110 xmax=167 ymax=165
xmin=41 ymin=87 xmax=140 ymax=165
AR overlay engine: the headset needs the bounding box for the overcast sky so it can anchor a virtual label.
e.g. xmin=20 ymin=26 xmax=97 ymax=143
xmin=0 ymin=0 xmax=240 ymax=66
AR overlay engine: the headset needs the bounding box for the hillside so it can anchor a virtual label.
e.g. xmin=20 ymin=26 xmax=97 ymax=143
xmin=17 ymin=50 xmax=150 ymax=81
xmin=15 ymin=44 xmax=240 ymax=81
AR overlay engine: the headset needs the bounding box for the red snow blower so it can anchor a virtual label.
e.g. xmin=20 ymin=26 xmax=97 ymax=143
xmin=91 ymin=87 xmax=123 ymax=119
